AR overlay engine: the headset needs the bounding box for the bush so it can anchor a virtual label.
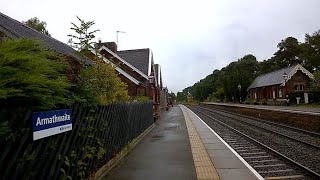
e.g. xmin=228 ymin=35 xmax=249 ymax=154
xmin=288 ymin=92 xmax=304 ymax=104
xmin=0 ymin=39 xmax=71 ymax=109
xmin=308 ymin=92 xmax=320 ymax=104
xmin=72 ymin=59 xmax=129 ymax=105
xmin=131 ymin=96 xmax=150 ymax=102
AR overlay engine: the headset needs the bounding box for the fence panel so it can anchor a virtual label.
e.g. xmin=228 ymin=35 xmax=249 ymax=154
xmin=0 ymin=101 xmax=153 ymax=179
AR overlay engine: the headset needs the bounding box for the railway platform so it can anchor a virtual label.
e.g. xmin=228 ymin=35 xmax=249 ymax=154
xmin=201 ymin=102 xmax=320 ymax=133
xmin=202 ymin=102 xmax=320 ymax=116
xmin=102 ymin=105 xmax=262 ymax=180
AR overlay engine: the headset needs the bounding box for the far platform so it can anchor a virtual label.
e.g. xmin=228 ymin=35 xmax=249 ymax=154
xmin=202 ymin=102 xmax=320 ymax=116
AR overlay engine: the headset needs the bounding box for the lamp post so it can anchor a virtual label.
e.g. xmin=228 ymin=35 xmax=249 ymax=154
xmin=238 ymin=84 xmax=242 ymax=104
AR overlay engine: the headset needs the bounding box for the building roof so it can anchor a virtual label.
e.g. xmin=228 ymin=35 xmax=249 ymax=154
xmin=117 ymin=48 xmax=150 ymax=76
xmin=248 ymin=64 xmax=314 ymax=89
xmin=98 ymin=46 xmax=148 ymax=80
xmin=0 ymin=12 xmax=91 ymax=64
xmin=90 ymin=48 xmax=141 ymax=85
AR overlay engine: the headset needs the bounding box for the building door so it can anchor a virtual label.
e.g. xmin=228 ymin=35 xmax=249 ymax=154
xmin=304 ymin=93 xmax=309 ymax=104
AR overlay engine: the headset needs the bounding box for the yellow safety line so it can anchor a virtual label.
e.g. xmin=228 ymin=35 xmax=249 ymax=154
xmin=181 ymin=106 xmax=220 ymax=180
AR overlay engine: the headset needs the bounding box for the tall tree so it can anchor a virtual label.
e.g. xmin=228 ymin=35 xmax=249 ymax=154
xmin=310 ymin=71 xmax=320 ymax=92
xmin=300 ymin=30 xmax=320 ymax=72
xmin=68 ymin=16 xmax=100 ymax=50
xmin=68 ymin=16 xmax=128 ymax=105
xmin=168 ymin=92 xmax=176 ymax=102
xmin=23 ymin=17 xmax=51 ymax=36
xmin=273 ymin=37 xmax=302 ymax=67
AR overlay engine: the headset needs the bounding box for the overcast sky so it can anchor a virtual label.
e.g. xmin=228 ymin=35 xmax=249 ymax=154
xmin=1 ymin=0 xmax=320 ymax=93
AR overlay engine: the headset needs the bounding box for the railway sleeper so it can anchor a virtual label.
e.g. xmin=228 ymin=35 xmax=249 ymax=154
xmin=233 ymin=146 xmax=257 ymax=149
xmin=264 ymin=174 xmax=306 ymax=180
xmin=250 ymin=159 xmax=279 ymax=163
xmin=236 ymin=149 xmax=261 ymax=152
xmin=240 ymin=152 xmax=267 ymax=156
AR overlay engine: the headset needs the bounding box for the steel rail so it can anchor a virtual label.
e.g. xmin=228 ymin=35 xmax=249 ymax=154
xmin=192 ymin=107 xmax=320 ymax=179
xmin=201 ymin=105 xmax=320 ymax=136
xmin=197 ymin=106 xmax=320 ymax=150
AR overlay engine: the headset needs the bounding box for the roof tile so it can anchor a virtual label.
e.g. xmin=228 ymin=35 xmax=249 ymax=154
xmin=117 ymin=49 xmax=150 ymax=76
xmin=248 ymin=66 xmax=295 ymax=89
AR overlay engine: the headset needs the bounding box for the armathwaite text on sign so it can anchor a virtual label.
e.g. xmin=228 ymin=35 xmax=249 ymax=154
xmin=32 ymin=109 xmax=72 ymax=140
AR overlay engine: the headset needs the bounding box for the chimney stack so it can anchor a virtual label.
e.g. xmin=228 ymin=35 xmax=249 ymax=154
xmin=94 ymin=41 xmax=118 ymax=53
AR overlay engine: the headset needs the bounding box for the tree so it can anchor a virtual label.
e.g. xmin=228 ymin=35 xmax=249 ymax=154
xmin=68 ymin=16 xmax=100 ymax=50
xmin=274 ymin=37 xmax=302 ymax=67
xmin=208 ymin=87 xmax=225 ymax=102
xmin=177 ymin=86 xmax=192 ymax=102
xmin=23 ymin=17 xmax=51 ymax=36
xmin=0 ymin=39 xmax=71 ymax=109
xmin=311 ymin=71 xmax=320 ymax=92
xmin=300 ymin=30 xmax=320 ymax=72
xmin=68 ymin=16 xmax=129 ymax=105
xmin=179 ymin=30 xmax=320 ymax=104
xmin=73 ymin=60 xmax=129 ymax=105
xmin=168 ymin=92 xmax=176 ymax=102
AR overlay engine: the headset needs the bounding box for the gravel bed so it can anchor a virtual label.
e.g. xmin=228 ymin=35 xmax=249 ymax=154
xmin=188 ymin=106 xmax=318 ymax=179
xmin=201 ymin=106 xmax=320 ymax=147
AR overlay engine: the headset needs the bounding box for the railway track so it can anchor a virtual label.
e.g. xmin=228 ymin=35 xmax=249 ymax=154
xmin=187 ymin=105 xmax=320 ymax=180
xmin=199 ymin=106 xmax=320 ymax=149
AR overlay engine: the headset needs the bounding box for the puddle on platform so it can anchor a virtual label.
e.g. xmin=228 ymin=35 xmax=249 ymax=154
xmin=150 ymin=134 xmax=164 ymax=142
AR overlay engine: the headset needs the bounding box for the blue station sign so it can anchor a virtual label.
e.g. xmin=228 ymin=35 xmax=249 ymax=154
xmin=32 ymin=109 xmax=72 ymax=140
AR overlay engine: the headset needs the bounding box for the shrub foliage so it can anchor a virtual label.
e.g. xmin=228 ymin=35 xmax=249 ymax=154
xmin=0 ymin=39 xmax=71 ymax=109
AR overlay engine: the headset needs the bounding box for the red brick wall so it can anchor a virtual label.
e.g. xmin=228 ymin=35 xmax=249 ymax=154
xmin=250 ymin=70 xmax=311 ymax=101
xmin=284 ymin=70 xmax=310 ymax=95
xmin=118 ymin=74 xmax=147 ymax=97
xmin=118 ymin=74 xmax=137 ymax=97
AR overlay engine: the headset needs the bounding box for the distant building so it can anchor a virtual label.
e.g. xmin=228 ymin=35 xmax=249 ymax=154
xmin=187 ymin=92 xmax=193 ymax=102
xmin=94 ymin=42 xmax=168 ymax=117
xmin=94 ymin=42 xmax=150 ymax=97
xmin=248 ymin=64 xmax=314 ymax=104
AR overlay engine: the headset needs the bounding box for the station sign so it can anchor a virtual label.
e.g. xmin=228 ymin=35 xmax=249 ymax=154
xmin=32 ymin=109 xmax=72 ymax=140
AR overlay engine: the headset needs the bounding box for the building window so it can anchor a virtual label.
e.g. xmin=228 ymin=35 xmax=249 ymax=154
xmin=279 ymin=89 xmax=282 ymax=98
xmin=254 ymin=92 xmax=257 ymax=100
xmin=300 ymin=84 xmax=304 ymax=91
xmin=295 ymin=84 xmax=304 ymax=92
xmin=272 ymin=90 xmax=276 ymax=99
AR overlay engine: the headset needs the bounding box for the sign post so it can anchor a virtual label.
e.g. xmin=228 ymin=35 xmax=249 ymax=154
xmin=32 ymin=109 xmax=72 ymax=140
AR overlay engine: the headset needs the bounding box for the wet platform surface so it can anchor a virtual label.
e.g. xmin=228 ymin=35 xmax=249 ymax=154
xmin=104 ymin=106 xmax=197 ymax=180
xmin=103 ymin=105 xmax=262 ymax=180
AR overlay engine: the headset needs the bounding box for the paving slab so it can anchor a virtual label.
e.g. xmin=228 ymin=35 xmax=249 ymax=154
xmin=104 ymin=106 xmax=197 ymax=180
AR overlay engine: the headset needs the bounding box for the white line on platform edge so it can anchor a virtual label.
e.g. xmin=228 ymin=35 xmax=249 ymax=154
xmin=181 ymin=105 xmax=265 ymax=180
